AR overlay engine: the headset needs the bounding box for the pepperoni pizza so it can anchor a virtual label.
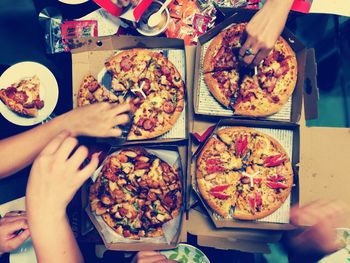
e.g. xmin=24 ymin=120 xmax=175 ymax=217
xmin=203 ymin=23 xmax=298 ymax=117
xmin=77 ymin=49 xmax=185 ymax=140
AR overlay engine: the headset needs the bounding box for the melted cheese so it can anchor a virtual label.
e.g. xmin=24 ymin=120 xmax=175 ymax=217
xmin=148 ymin=159 xmax=160 ymax=181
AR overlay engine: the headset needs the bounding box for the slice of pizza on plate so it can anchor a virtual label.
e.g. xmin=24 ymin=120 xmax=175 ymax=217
xmin=0 ymin=75 xmax=44 ymax=117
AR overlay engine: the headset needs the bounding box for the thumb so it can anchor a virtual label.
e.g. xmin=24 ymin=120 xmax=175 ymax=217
xmin=5 ymin=229 xmax=30 ymax=251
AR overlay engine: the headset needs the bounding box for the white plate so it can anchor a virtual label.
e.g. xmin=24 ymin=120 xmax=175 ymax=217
xmin=0 ymin=62 xmax=59 ymax=126
xmin=319 ymin=228 xmax=350 ymax=263
xmin=57 ymin=0 xmax=89 ymax=4
xmin=160 ymin=243 xmax=210 ymax=263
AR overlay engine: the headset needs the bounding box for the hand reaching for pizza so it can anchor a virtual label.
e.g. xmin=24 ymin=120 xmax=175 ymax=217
xmin=239 ymin=0 xmax=294 ymax=66
xmin=287 ymin=201 xmax=348 ymax=259
xmin=0 ymin=211 xmax=30 ymax=255
xmin=26 ymin=131 xmax=99 ymax=219
xmin=131 ymin=251 xmax=177 ymax=263
xmin=61 ymin=102 xmax=131 ymax=138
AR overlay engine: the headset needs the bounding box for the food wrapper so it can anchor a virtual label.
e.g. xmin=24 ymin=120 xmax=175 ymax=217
xmin=88 ymin=148 xmax=184 ymax=244
xmin=61 ymin=20 xmax=98 ymax=51
xmin=44 ymin=18 xmax=65 ymax=54
xmin=166 ymin=0 xmax=215 ymax=45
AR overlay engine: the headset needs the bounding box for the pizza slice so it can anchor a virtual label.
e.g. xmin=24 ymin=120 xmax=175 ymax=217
xmin=127 ymin=89 xmax=184 ymax=140
xmin=77 ymin=75 xmax=121 ymax=107
xmin=105 ymin=49 xmax=153 ymax=88
xmin=203 ymin=23 xmax=244 ymax=73
xmin=204 ymin=69 xmax=239 ymax=108
xmin=0 ymin=75 xmax=44 ymax=117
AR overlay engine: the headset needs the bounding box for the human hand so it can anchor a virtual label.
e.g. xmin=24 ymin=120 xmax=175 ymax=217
xmin=239 ymin=0 xmax=293 ymax=66
xmin=288 ymin=201 xmax=348 ymax=256
xmin=26 ymin=132 xmax=99 ymax=221
xmin=0 ymin=211 xmax=30 ymax=255
xmin=61 ymin=102 xmax=131 ymax=138
xmin=131 ymin=251 xmax=177 ymax=263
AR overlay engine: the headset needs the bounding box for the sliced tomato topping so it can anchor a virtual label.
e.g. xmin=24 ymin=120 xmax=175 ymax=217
xmin=269 ymin=174 xmax=286 ymax=182
xmin=206 ymin=165 xmax=225 ymax=174
xmin=235 ymin=135 xmax=248 ymax=157
xmin=266 ymin=181 xmax=288 ymax=189
xmin=255 ymin=192 xmax=262 ymax=207
xmin=207 ymin=158 xmax=222 ymax=165
xmin=264 ymin=154 xmax=286 ymax=167
xmin=120 ymin=57 xmax=132 ymax=71
xmin=210 ymin=192 xmax=230 ymax=200
xmin=248 ymin=195 xmax=255 ymax=210
xmin=210 ymin=184 xmax=230 ymax=193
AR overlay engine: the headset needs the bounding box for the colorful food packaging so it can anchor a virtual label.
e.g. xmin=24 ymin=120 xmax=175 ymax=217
xmin=166 ymin=0 xmax=216 ymax=45
xmin=61 ymin=20 xmax=98 ymax=51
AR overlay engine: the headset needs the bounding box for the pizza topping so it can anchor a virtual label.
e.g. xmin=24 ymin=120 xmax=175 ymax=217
xmin=210 ymin=184 xmax=230 ymax=192
xmin=142 ymin=119 xmax=156 ymax=131
xmin=235 ymin=135 xmax=248 ymax=157
xmin=161 ymin=66 xmax=171 ymax=76
xmin=268 ymin=174 xmax=286 ymax=182
xmin=139 ymin=78 xmax=151 ymax=93
xmin=120 ymin=57 xmax=132 ymax=71
xmin=87 ymin=80 xmax=99 ymax=92
xmin=34 ymin=99 xmax=44 ymax=109
xmin=266 ymin=181 xmax=288 ymax=189
xmin=163 ymin=101 xmax=175 ymax=114
xmin=210 ymin=192 xmax=230 ymax=200
xmin=264 ymin=154 xmax=286 ymax=167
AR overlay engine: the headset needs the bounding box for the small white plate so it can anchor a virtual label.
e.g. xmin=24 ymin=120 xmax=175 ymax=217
xmin=57 ymin=0 xmax=89 ymax=4
xmin=160 ymin=243 xmax=210 ymax=263
xmin=10 ymin=239 xmax=37 ymax=263
xmin=319 ymin=228 xmax=350 ymax=263
xmin=0 ymin=62 xmax=59 ymax=126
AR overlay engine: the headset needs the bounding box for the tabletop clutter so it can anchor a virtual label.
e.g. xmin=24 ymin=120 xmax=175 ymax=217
xmin=0 ymin=0 xmax=323 ymax=258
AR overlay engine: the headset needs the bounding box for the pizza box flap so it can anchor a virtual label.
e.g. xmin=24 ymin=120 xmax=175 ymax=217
xmin=193 ymin=9 xmax=308 ymax=124
xmin=70 ymin=35 xmax=189 ymax=145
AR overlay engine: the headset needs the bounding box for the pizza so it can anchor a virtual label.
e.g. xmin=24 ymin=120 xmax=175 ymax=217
xmin=89 ymin=148 xmax=182 ymax=239
xmin=196 ymin=127 xmax=293 ymax=220
xmin=77 ymin=48 xmax=185 ymax=140
xmin=203 ymin=23 xmax=298 ymax=117
xmin=0 ymin=75 xmax=44 ymax=117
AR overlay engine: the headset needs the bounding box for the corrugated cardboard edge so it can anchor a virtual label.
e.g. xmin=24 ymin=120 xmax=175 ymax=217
xmin=71 ymin=36 xmax=189 ymax=145
xmin=190 ymin=118 xmax=300 ymax=230
xmin=193 ymin=9 xmax=306 ymax=124
xmin=303 ymin=48 xmax=319 ymax=120
xmin=82 ymin=144 xmax=188 ymax=250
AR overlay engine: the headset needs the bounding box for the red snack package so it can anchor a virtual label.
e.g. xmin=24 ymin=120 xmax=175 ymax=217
xmin=166 ymin=17 xmax=181 ymax=38
xmin=61 ymin=20 xmax=98 ymax=51
xmin=176 ymin=21 xmax=198 ymax=45
xmin=193 ymin=14 xmax=211 ymax=35
xmin=247 ymin=0 xmax=261 ymax=4
xmin=245 ymin=3 xmax=260 ymax=9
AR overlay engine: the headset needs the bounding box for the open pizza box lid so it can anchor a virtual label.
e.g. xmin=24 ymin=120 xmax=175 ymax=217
xmin=70 ymin=35 xmax=189 ymax=146
xmin=82 ymin=144 xmax=188 ymax=251
xmin=193 ymin=9 xmax=310 ymax=124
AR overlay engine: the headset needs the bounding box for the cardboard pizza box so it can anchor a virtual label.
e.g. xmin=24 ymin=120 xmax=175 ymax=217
xmin=71 ymin=35 xmax=189 ymax=146
xmin=193 ymin=9 xmax=307 ymax=124
xmin=81 ymin=144 xmax=188 ymax=251
xmin=190 ymin=118 xmax=300 ymax=230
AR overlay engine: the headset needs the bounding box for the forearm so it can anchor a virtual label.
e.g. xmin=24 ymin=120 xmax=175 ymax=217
xmin=0 ymin=114 xmax=73 ymax=179
xmin=29 ymin=214 xmax=83 ymax=263
xmin=265 ymin=0 xmax=294 ymax=12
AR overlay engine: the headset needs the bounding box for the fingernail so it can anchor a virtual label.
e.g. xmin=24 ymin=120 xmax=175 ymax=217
xmin=92 ymin=151 xmax=103 ymax=159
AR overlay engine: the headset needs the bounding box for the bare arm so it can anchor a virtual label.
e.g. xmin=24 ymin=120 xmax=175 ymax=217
xmin=240 ymin=0 xmax=294 ymax=66
xmin=26 ymin=133 xmax=99 ymax=263
xmin=0 ymin=102 xmax=130 ymax=179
